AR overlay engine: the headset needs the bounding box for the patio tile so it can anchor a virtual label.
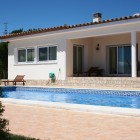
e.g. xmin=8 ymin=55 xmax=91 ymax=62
xmin=3 ymin=103 xmax=140 ymax=140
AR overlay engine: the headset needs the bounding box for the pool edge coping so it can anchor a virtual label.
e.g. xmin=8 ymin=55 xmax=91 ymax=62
xmin=1 ymin=98 xmax=140 ymax=117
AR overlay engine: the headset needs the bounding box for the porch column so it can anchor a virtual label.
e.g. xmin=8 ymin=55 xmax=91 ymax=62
xmin=131 ymin=31 xmax=137 ymax=77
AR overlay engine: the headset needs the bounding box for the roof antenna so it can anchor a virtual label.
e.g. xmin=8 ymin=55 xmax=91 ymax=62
xmin=4 ymin=23 xmax=8 ymax=35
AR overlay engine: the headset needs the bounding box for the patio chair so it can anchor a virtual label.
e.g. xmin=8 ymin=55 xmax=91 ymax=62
xmin=84 ymin=67 xmax=98 ymax=76
xmin=2 ymin=75 xmax=26 ymax=86
xmin=85 ymin=67 xmax=103 ymax=76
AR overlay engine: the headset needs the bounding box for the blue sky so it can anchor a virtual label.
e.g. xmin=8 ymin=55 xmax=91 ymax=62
xmin=0 ymin=0 xmax=140 ymax=35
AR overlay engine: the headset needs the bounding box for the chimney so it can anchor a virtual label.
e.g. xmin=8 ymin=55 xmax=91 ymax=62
xmin=93 ymin=13 xmax=102 ymax=22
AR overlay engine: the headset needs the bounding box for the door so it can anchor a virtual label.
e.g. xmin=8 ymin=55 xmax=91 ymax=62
xmin=73 ymin=45 xmax=84 ymax=74
xmin=109 ymin=45 xmax=131 ymax=75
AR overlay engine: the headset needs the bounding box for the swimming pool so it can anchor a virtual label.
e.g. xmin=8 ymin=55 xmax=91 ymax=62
xmin=1 ymin=86 xmax=140 ymax=109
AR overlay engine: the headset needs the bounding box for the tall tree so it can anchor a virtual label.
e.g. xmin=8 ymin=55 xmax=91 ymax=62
xmin=10 ymin=28 xmax=23 ymax=34
xmin=0 ymin=42 xmax=8 ymax=79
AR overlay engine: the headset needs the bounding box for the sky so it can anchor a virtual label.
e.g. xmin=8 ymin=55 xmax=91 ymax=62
xmin=0 ymin=0 xmax=140 ymax=35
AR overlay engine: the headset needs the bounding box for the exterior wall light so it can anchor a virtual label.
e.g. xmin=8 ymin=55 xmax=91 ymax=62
xmin=96 ymin=44 xmax=100 ymax=51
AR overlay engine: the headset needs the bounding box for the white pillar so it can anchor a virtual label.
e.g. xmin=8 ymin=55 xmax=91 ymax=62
xmin=34 ymin=46 xmax=38 ymax=63
xmin=131 ymin=31 xmax=137 ymax=77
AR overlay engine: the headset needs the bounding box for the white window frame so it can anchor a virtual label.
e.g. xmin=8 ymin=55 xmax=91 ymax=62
xmin=37 ymin=45 xmax=57 ymax=62
xmin=26 ymin=48 xmax=35 ymax=62
xmin=107 ymin=44 xmax=131 ymax=76
xmin=17 ymin=48 xmax=35 ymax=64
xmin=14 ymin=45 xmax=57 ymax=65
xmin=17 ymin=48 xmax=26 ymax=63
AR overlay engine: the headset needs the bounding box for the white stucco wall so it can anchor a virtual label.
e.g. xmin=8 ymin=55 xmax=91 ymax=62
xmin=2 ymin=17 xmax=140 ymax=79
xmin=93 ymin=33 xmax=140 ymax=75
xmin=8 ymin=35 xmax=67 ymax=80
xmin=92 ymin=33 xmax=131 ymax=74
xmin=66 ymin=33 xmax=134 ymax=76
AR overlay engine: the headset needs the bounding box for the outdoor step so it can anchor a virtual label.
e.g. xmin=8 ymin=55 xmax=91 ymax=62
xmin=23 ymin=77 xmax=140 ymax=89
xmin=57 ymin=77 xmax=140 ymax=89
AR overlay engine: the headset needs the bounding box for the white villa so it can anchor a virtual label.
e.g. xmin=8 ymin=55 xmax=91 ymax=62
xmin=0 ymin=13 xmax=140 ymax=82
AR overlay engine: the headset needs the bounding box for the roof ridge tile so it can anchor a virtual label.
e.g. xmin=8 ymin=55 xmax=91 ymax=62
xmin=0 ymin=14 xmax=140 ymax=39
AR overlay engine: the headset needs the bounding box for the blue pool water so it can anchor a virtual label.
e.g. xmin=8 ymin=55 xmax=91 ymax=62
xmin=1 ymin=86 xmax=140 ymax=109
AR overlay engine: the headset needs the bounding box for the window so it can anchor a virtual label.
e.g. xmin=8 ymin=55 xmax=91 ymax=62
xmin=109 ymin=45 xmax=131 ymax=75
xmin=18 ymin=49 xmax=26 ymax=62
xmin=39 ymin=46 xmax=57 ymax=61
xmin=39 ymin=47 xmax=47 ymax=61
xmin=18 ymin=48 xmax=34 ymax=63
xmin=27 ymin=49 xmax=34 ymax=62
xmin=16 ymin=46 xmax=57 ymax=64
xmin=49 ymin=46 xmax=57 ymax=60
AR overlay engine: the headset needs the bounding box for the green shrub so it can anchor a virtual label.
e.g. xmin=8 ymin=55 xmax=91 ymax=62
xmin=0 ymin=102 xmax=10 ymax=140
xmin=0 ymin=86 xmax=10 ymax=139
xmin=9 ymin=134 xmax=40 ymax=140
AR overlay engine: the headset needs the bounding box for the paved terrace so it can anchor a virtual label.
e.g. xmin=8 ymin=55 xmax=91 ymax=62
xmin=2 ymin=101 xmax=140 ymax=140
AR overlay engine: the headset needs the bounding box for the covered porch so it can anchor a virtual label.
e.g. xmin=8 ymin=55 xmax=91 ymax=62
xmin=66 ymin=31 xmax=140 ymax=77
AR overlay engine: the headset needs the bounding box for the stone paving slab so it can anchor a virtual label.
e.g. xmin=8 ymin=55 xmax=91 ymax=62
xmin=2 ymin=103 xmax=140 ymax=140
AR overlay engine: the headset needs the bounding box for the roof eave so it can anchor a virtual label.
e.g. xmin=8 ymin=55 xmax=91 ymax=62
xmin=0 ymin=15 xmax=140 ymax=40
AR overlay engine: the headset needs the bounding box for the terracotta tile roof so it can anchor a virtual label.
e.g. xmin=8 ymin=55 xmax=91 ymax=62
xmin=0 ymin=15 xmax=140 ymax=39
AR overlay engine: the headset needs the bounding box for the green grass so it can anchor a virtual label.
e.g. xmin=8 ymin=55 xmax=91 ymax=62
xmin=9 ymin=134 xmax=40 ymax=140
